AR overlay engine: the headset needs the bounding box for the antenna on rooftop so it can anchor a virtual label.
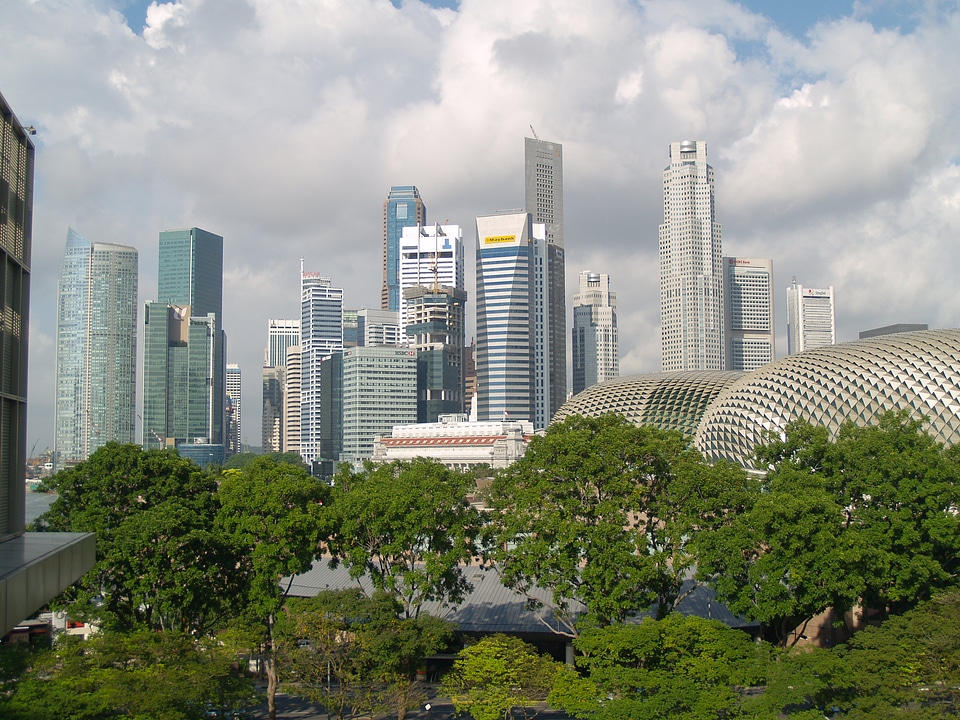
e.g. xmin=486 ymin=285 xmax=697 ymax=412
xmin=529 ymin=124 xmax=539 ymax=141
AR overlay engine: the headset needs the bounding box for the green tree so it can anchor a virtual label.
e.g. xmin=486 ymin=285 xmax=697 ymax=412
xmin=551 ymin=614 xmax=769 ymax=720
xmin=485 ymin=415 xmax=720 ymax=635
xmin=36 ymin=442 xmax=243 ymax=633
xmin=695 ymin=411 xmax=960 ymax=643
xmin=216 ymin=456 xmax=329 ymax=720
xmin=0 ymin=629 xmax=255 ymax=720
xmin=284 ymin=589 xmax=454 ymax=720
xmin=326 ymin=458 xmax=482 ymax=618
xmin=444 ymin=634 xmax=562 ymax=720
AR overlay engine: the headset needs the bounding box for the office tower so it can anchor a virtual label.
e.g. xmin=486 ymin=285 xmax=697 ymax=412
xmin=659 ymin=140 xmax=723 ymax=371
xmin=859 ymin=324 xmax=927 ymax=339
xmin=525 ymin=136 xmax=567 ymax=426
xmin=339 ymin=346 xmax=417 ymax=465
xmin=357 ymin=308 xmax=401 ymax=346
xmin=54 ymin=229 xmax=138 ymax=468
xmin=786 ymin=279 xmax=836 ymax=354
xmin=225 ymin=363 xmax=241 ymax=455
xmin=343 ymin=309 xmax=359 ymax=348
xmin=572 ymin=271 xmax=618 ymax=395
xmin=398 ymin=223 xmax=464 ymax=334
xmin=266 ymin=319 xmax=299 ymax=367
xmin=722 ymin=257 xmax=775 ymax=371
xmin=299 ymin=270 xmax=343 ymax=464
xmin=525 ymin=136 xmax=564 ymax=248
xmin=404 ymin=285 xmax=466 ymax=422
xmin=262 ymin=365 xmax=285 ymax=453
xmin=475 ymin=212 xmax=536 ymax=423
xmin=282 ymin=345 xmax=302 ymax=454
xmin=0 ymin=89 xmax=95 ymax=636
xmin=142 ymin=227 xmax=225 ymax=449
xmin=464 ymin=341 xmax=477 ymax=418
xmin=381 ymin=186 xmax=426 ymax=312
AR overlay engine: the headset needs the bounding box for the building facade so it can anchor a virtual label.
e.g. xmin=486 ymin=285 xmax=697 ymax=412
xmin=786 ymin=279 xmax=836 ymax=354
xmin=0 ymin=90 xmax=96 ymax=635
xmin=54 ymin=229 xmax=138 ymax=468
xmin=572 ymin=271 xmax=618 ymax=395
xmin=225 ymin=363 xmax=241 ymax=455
xmin=356 ymin=308 xmax=400 ymax=346
xmin=339 ymin=346 xmax=418 ymax=465
xmin=659 ymin=140 xmax=723 ymax=371
xmin=722 ymin=257 xmax=774 ymax=371
xmin=282 ymin=344 xmax=302 ymax=454
xmin=266 ymin=318 xmax=300 ymax=367
xmin=475 ymin=212 xmax=536 ymax=423
xmin=382 ymin=186 xmax=426 ymax=312
xmin=398 ymin=223 xmax=464 ymax=335
xmin=262 ymin=365 xmax=285 ymax=453
xmin=142 ymin=227 xmax=225 ymax=449
xmin=524 ymin=136 xmax=564 ymax=248
xmin=299 ymin=271 xmax=343 ymax=463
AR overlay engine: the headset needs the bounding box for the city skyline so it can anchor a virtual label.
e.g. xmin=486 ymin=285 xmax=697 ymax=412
xmin=4 ymin=0 xmax=959 ymax=450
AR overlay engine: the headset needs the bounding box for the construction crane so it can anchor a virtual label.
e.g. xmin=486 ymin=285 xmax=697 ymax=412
xmin=529 ymin=124 xmax=539 ymax=141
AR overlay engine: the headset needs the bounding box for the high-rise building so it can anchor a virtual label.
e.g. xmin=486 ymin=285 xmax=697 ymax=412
xmin=225 ymin=363 xmax=241 ymax=455
xmin=266 ymin=319 xmax=300 ymax=367
xmin=404 ymin=285 xmax=466 ymax=422
xmin=142 ymin=227 xmax=225 ymax=449
xmin=475 ymin=212 xmax=536 ymax=423
xmin=0 ymin=89 xmax=96 ymax=636
xmin=659 ymin=140 xmax=723 ymax=371
xmin=398 ymin=223 xmax=464 ymax=335
xmin=54 ymin=229 xmax=138 ymax=468
xmin=339 ymin=346 xmax=418 ymax=465
xmin=357 ymin=308 xmax=401 ymax=346
xmin=786 ymin=279 xmax=836 ymax=354
xmin=381 ymin=186 xmax=426 ymax=312
xmin=299 ymin=270 xmax=343 ymax=464
xmin=524 ymin=136 xmax=566 ymax=426
xmin=722 ymin=257 xmax=775 ymax=371
xmin=572 ymin=271 xmax=618 ymax=395
xmin=262 ymin=365 xmax=285 ymax=453
xmin=525 ymin=136 xmax=564 ymax=248
xmin=282 ymin=344 xmax=302 ymax=454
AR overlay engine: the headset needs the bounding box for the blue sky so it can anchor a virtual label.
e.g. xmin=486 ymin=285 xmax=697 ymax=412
xmin=2 ymin=0 xmax=959 ymax=450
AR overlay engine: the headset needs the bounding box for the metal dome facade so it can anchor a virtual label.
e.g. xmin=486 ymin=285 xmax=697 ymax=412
xmin=552 ymin=371 xmax=745 ymax=438
xmin=694 ymin=329 xmax=960 ymax=468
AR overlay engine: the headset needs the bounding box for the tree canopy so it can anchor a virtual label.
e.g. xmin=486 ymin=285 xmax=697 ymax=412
xmin=326 ymin=458 xmax=482 ymax=618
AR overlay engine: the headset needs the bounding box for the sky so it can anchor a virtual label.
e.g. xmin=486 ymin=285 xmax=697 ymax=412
xmin=2 ymin=0 xmax=959 ymax=453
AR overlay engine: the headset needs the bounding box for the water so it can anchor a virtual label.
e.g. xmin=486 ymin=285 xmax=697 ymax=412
xmin=25 ymin=489 xmax=56 ymax=524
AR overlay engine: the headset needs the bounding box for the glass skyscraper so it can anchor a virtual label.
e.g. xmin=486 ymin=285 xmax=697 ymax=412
xmin=659 ymin=140 xmax=723 ymax=371
xmin=54 ymin=228 xmax=138 ymax=468
xmin=381 ymin=186 xmax=426 ymax=312
xmin=572 ymin=271 xmax=618 ymax=395
xmin=142 ymin=228 xmax=225 ymax=449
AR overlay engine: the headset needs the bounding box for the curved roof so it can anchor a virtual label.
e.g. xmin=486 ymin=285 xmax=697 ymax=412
xmin=552 ymin=371 xmax=745 ymax=438
xmin=694 ymin=329 xmax=960 ymax=468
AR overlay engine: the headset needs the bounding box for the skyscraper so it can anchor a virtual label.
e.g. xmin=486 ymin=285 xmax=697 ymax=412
xmin=381 ymin=186 xmax=426 ymax=312
xmin=299 ymin=270 xmax=343 ymax=464
xmin=266 ymin=319 xmax=300 ymax=367
xmin=786 ymin=279 xmax=836 ymax=354
xmin=282 ymin=344 xmax=302 ymax=454
xmin=54 ymin=229 xmax=138 ymax=468
xmin=398 ymin=223 xmax=464 ymax=335
xmin=475 ymin=212 xmax=536 ymax=423
xmin=142 ymin=227 xmax=225 ymax=449
xmin=356 ymin=309 xmax=400 ymax=346
xmin=524 ymin=136 xmax=566 ymax=424
xmin=225 ymin=363 xmax=241 ymax=455
xmin=572 ymin=271 xmax=618 ymax=395
xmin=659 ymin=140 xmax=723 ymax=371
xmin=723 ymin=257 xmax=775 ymax=371
xmin=262 ymin=365 xmax=285 ymax=453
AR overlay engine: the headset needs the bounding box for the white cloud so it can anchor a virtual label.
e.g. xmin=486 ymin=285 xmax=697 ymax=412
xmin=1 ymin=0 xmax=958 ymax=449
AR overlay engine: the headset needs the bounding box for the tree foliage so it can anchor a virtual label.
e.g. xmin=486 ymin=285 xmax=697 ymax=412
xmin=326 ymin=459 xmax=482 ymax=618
xmin=36 ymin=443 xmax=243 ymax=634
xmin=694 ymin=411 xmax=960 ymax=643
xmin=215 ymin=456 xmax=329 ymax=720
xmin=0 ymin=630 xmax=255 ymax=720
xmin=444 ymin=634 xmax=562 ymax=720
xmin=485 ymin=415 xmax=729 ymax=635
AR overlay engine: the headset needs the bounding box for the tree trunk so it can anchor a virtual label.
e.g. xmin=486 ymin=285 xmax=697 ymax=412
xmin=266 ymin=614 xmax=278 ymax=720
